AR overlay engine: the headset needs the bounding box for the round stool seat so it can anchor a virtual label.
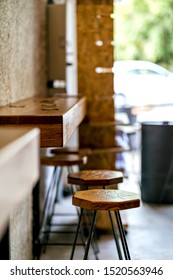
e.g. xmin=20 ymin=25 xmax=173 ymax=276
xmin=72 ymin=189 xmax=140 ymax=211
xmin=41 ymin=154 xmax=87 ymax=166
xmin=50 ymin=147 xmax=92 ymax=156
xmin=68 ymin=170 xmax=123 ymax=186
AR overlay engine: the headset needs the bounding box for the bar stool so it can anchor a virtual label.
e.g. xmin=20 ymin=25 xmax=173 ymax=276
xmin=67 ymin=169 xmax=127 ymax=259
xmin=71 ymin=188 xmax=140 ymax=260
xmin=41 ymin=153 xmax=87 ymax=202
xmin=37 ymin=153 xmax=88 ymax=257
xmin=50 ymin=147 xmax=92 ymax=157
xmin=49 ymin=147 xmax=92 ymax=198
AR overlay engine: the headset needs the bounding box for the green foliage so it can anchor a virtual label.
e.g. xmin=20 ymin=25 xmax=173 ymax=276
xmin=115 ymin=0 xmax=173 ymax=71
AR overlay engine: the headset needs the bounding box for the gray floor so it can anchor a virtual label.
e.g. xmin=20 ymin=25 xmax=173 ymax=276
xmin=40 ymin=151 xmax=173 ymax=260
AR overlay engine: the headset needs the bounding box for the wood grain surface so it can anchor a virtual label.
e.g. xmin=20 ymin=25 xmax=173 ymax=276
xmin=0 ymin=96 xmax=86 ymax=147
xmin=72 ymin=189 xmax=140 ymax=211
xmin=68 ymin=169 xmax=123 ymax=186
xmin=41 ymin=154 xmax=87 ymax=166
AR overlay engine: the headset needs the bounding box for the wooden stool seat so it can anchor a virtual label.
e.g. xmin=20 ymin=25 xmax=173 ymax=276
xmin=72 ymin=189 xmax=140 ymax=211
xmin=68 ymin=170 xmax=123 ymax=186
xmin=50 ymin=147 xmax=92 ymax=156
xmin=41 ymin=154 xmax=87 ymax=166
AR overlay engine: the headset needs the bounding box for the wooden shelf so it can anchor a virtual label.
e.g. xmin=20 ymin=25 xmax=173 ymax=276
xmin=0 ymin=127 xmax=40 ymax=238
xmin=0 ymin=96 xmax=87 ymax=147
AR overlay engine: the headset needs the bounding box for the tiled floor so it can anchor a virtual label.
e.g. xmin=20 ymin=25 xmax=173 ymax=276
xmin=40 ymin=151 xmax=173 ymax=260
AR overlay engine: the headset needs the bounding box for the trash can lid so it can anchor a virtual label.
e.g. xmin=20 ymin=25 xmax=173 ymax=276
xmin=141 ymin=121 xmax=173 ymax=126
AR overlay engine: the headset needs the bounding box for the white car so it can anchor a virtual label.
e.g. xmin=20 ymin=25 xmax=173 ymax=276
xmin=113 ymin=60 xmax=173 ymax=123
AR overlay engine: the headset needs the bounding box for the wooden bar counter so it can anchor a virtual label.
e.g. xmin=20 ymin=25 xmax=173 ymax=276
xmin=0 ymin=95 xmax=86 ymax=147
xmin=0 ymin=127 xmax=40 ymax=239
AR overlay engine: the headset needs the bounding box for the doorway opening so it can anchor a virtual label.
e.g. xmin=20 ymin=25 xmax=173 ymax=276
xmin=113 ymin=0 xmax=173 ymax=126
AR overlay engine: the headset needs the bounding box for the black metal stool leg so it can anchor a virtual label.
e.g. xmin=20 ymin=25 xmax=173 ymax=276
xmin=39 ymin=166 xmax=57 ymax=231
xmin=82 ymin=184 xmax=100 ymax=259
xmin=70 ymin=208 xmax=84 ymax=259
xmin=83 ymin=210 xmax=97 ymax=260
xmin=68 ymin=175 xmax=100 ymax=260
xmin=54 ymin=166 xmax=63 ymax=203
xmin=84 ymin=209 xmax=99 ymax=260
xmin=108 ymin=211 xmax=123 ymax=260
xmin=68 ymin=166 xmax=79 ymax=195
xmin=102 ymin=186 xmax=123 ymax=259
xmin=48 ymin=167 xmax=62 ymax=221
xmin=40 ymin=167 xmax=59 ymax=252
xmin=67 ymin=166 xmax=90 ymax=255
xmin=114 ymin=211 xmax=131 ymax=260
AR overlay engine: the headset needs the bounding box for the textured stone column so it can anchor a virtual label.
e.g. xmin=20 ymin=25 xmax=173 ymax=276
xmin=77 ymin=0 xmax=121 ymax=229
xmin=77 ymin=0 xmax=118 ymax=169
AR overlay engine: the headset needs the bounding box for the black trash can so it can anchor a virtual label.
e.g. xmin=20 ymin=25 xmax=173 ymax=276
xmin=141 ymin=122 xmax=173 ymax=203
